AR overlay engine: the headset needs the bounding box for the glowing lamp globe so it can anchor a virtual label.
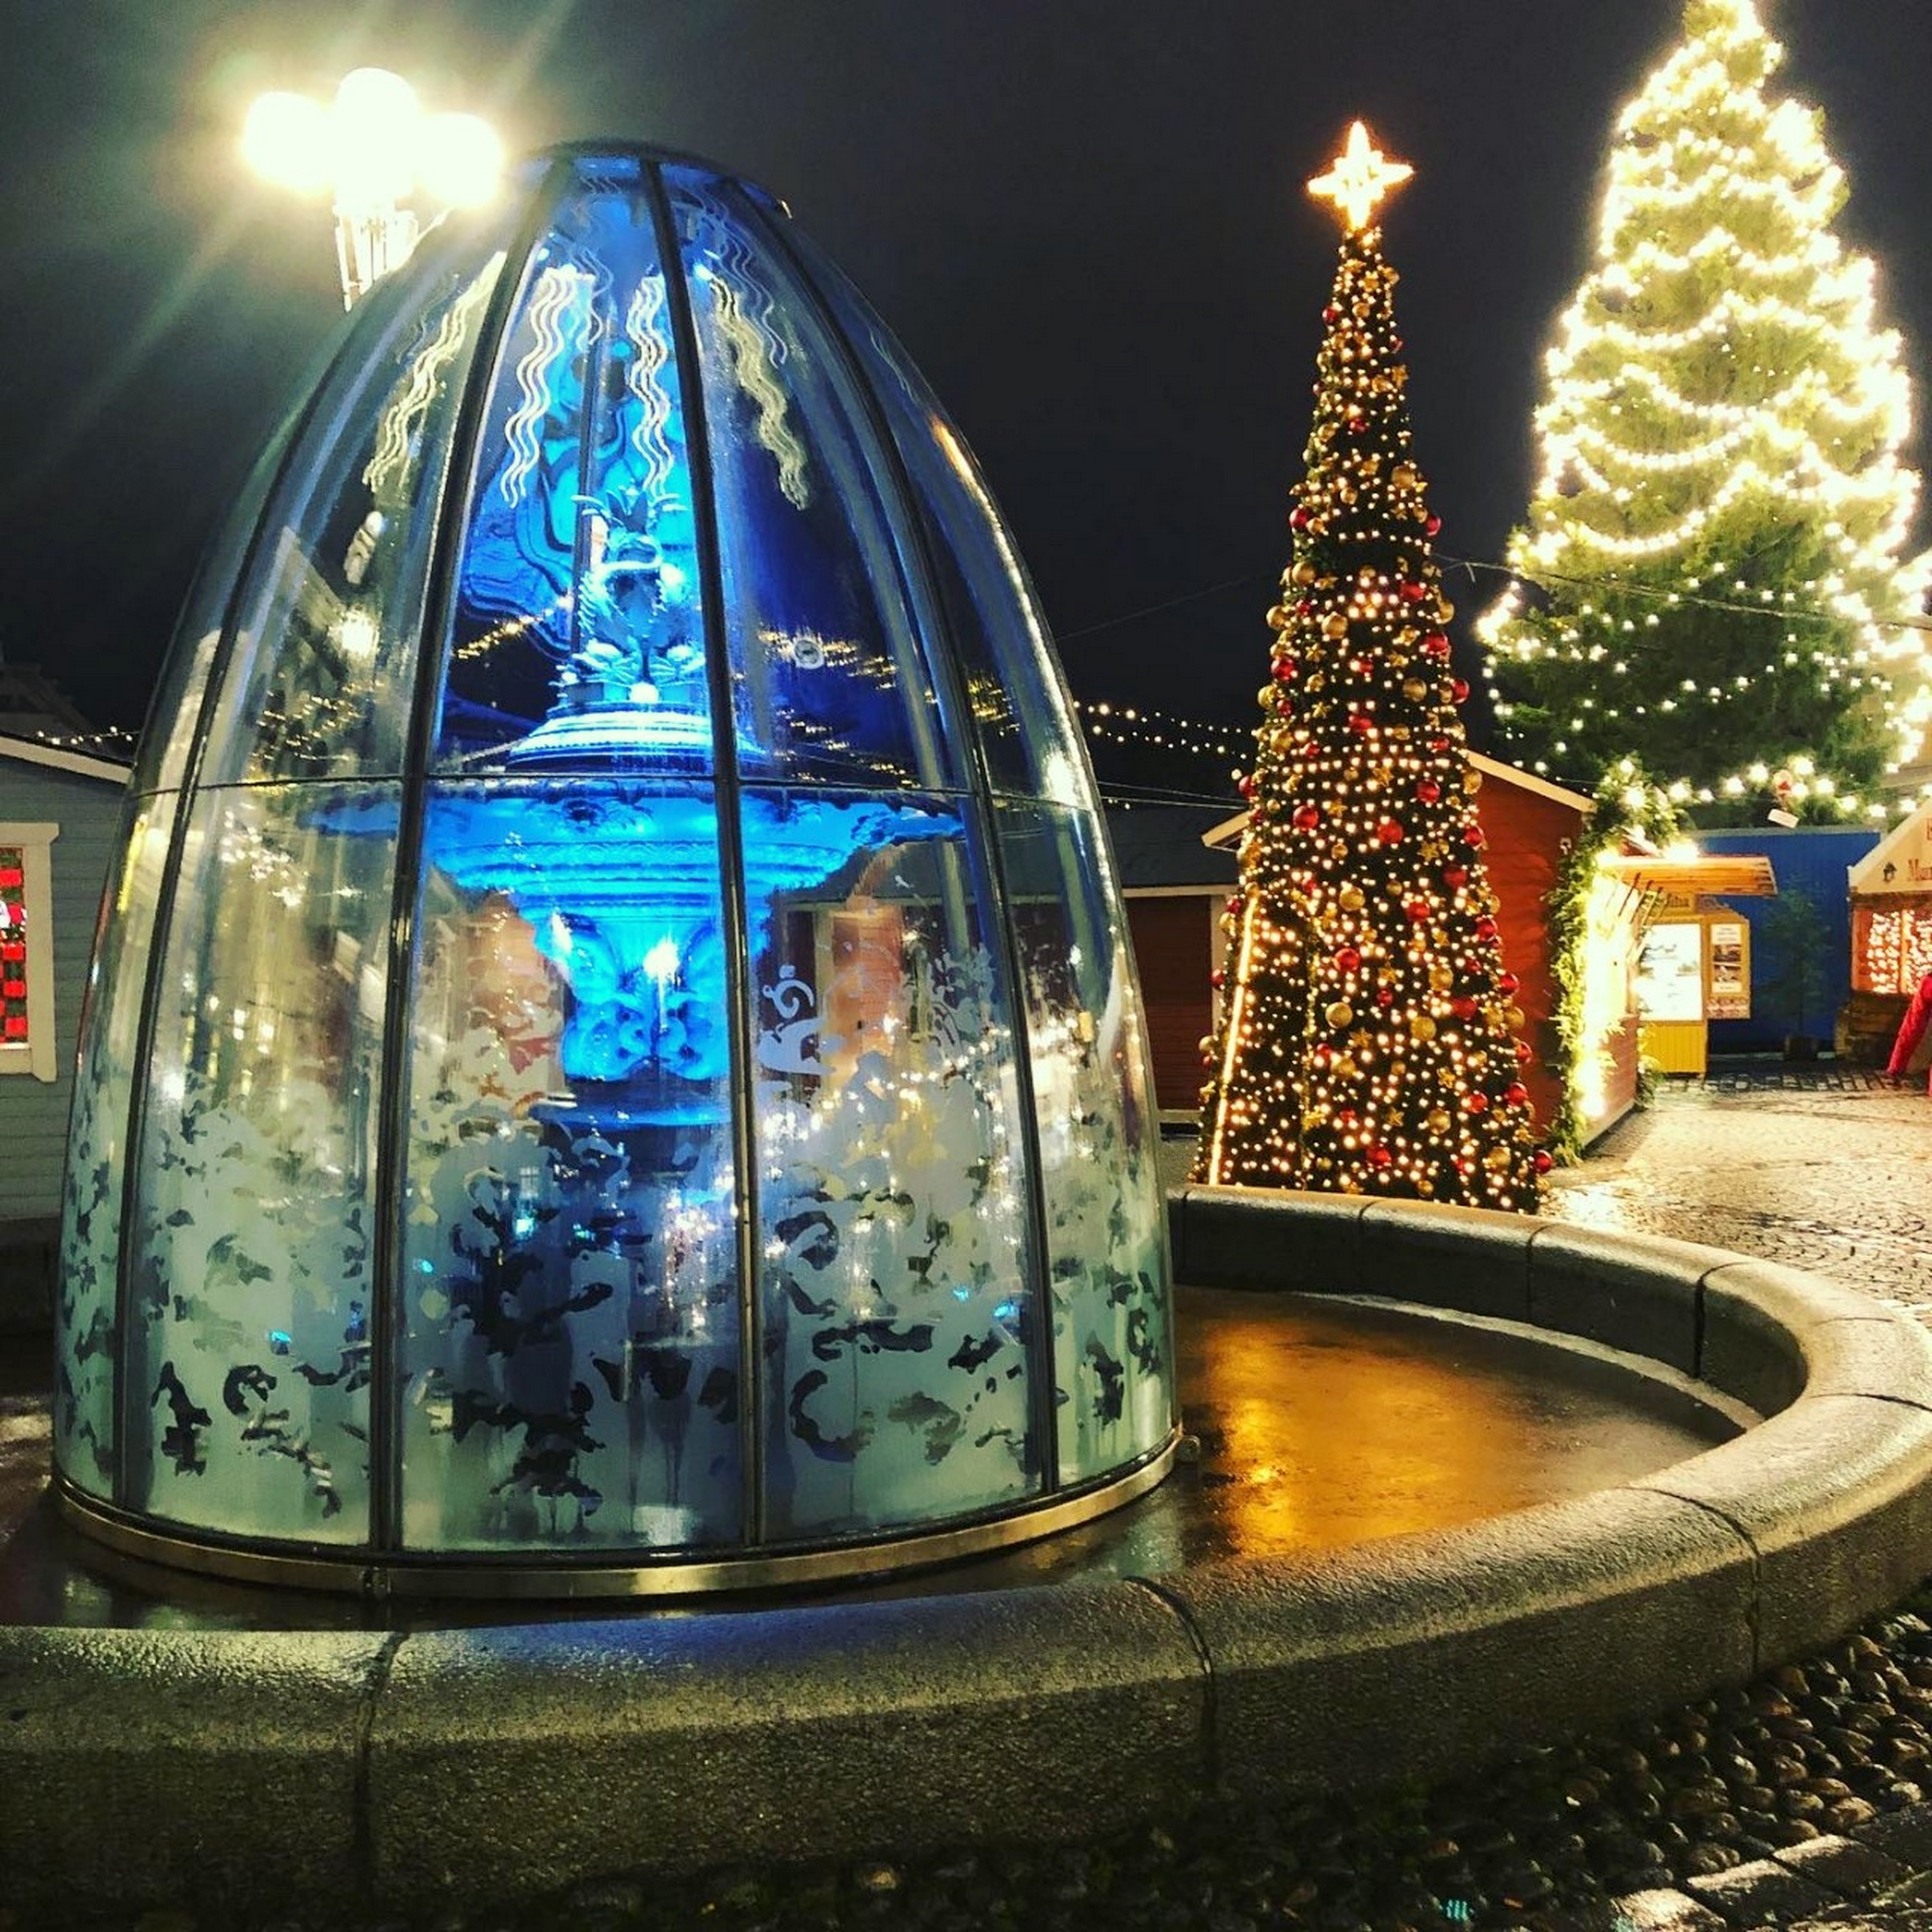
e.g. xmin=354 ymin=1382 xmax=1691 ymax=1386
xmin=54 ymin=145 xmax=1177 ymax=1593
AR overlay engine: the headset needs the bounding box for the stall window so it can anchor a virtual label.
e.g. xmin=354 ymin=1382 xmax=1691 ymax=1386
xmin=0 ymin=824 xmax=58 ymax=1082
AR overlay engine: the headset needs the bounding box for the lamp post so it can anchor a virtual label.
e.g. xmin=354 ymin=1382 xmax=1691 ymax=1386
xmin=241 ymin=68 xmax=503 ymax=308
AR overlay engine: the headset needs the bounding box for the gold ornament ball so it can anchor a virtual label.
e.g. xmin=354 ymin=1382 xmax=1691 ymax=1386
xmin=1485 ymin=1145 xmax=1512 ymax=1171
xmin=1339 ymin=884 xmax=1366 ymax=911
xmin=1402 ymin=679 xmax=1428 ymax=702
xmin=1292 ymin=561 xmax=1318 ymax=586
xmin=1326 ymin=1001 xmax=1355 ymax=1029
xmin=1321 ymin=612 xmax=1350 ymax=640
xmin=1426 ymin=1108 xmax=1451 ymax=1135
xmin=1410 ymin=1014 xmax=1437 ymax=1042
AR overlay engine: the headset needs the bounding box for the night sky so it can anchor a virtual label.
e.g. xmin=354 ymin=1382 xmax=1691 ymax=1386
xmin=4 ymin=0 xmax=1929 ymax=795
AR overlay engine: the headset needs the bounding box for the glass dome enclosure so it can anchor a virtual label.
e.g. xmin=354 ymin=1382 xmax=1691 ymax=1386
xmin=53 ymin=144 xmax=1177 ymax=1593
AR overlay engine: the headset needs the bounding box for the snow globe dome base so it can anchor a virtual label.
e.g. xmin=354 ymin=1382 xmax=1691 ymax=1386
xmin=51 ymin=144 xmax=1178 ymax=1597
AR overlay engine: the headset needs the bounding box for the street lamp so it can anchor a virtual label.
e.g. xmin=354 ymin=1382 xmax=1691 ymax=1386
xmin=241 ymin=68 xmax=504 ymax=308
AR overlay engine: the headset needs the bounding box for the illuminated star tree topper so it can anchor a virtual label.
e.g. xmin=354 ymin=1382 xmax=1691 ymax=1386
xmin=1193 ymin=126 xmax=1545 ymax=1210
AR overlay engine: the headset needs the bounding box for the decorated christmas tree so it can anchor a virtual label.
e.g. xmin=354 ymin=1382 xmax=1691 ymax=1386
xmin=1479 ymin=0 xmax=1932 ymax=824
xmin=1193 ymin=124 xmax=1544 ymax=1211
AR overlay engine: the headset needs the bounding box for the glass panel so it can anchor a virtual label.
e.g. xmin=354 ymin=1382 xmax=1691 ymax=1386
xmin=668 ymin=173 xmax=958 ymax=792
xmin=54 ymin=795 xmax=177 ymax=1494
xmin=397 ymin=776 xmax=741 ymax=1551
xmin=746 ymin=788 xmax=1038 ymax=1538
xmin=435 ymin=168 xmax=714 ymax=777
xmin=995 ymin=802 xmax=1174 ymax=1481
xmin=122 ymin=784 xmax=396 ymax=1541
xmin=782 ymin=228 xmax=1090 ymax=807
xmin=198 ymin=222 xmax=508 ymax=788
xmin=134 ymin=421 xmax=294 ymax=799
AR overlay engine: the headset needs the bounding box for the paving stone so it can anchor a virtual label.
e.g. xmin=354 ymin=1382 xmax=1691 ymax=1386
xmin=1684 ymin=1856 xmax=1838 ymax=1925
xmin=1852 ymin=1800 xmax=1932 ymax=1869
xmin=1611 ymin=1887 xmax=1730 ymax=1930
xmin=1771 ymin=1832 xmax=1907 ymax=1897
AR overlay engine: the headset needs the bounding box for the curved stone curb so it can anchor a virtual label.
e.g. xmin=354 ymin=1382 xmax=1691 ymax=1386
xmin=5 ymin=1188 xmax=1932 ymax=1917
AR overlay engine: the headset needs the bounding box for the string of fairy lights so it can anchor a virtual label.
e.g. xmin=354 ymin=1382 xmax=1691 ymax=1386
xmin=1070 ymin=543 xmax=1932 ymax=818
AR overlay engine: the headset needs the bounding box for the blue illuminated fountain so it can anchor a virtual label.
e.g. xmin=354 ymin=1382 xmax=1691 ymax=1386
xmin=52 ymin=145 xmax=1176 ymax=1591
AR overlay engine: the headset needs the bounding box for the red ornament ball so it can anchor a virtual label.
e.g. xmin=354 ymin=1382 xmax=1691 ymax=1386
xmin=1451 ymin=995 xmax=1479 ymax=1021
xmin=1425 ymin=513 xmax=1443 ymax=537
xmin=1290 ymin=506 xmax=1312 ymax=531
xmin=1533 ymin=1149 xmax=1555 ymax=1175
xmin=1442 ymin=865 xmax=1469 ymax=889
xmin=1462 ymin=824 xmax=1486 ymax=848
xmin=1497 ymin=970 xmax=1521 ymax=995
xmin=1421 ymin=632 xmax=1452 ymax=660
xmin=1475 ymin=916 xmax=1499 ymax=941
xmin=1367 ymin=1146 xmax=1394 ymax=1171
xmin=1416 ymin=778 xmax=1441 ymax=804
xmin=1335 ymin=945 xmax=1362 ymax=973
xmin=1375 ymin=986 xmax=1395 ymax=1007
xmin=1210 ymin=970 xmax=1226 ymax=989
xmin=1225 ymin=895 xmax=1243 ymax=914
xmin=1346 ymin=413 xmax=1367 ymax=434
xmin=1293 ymin=804 xmax=1321 ymax=831
xmin=1399 ymin=580 xmax=1427 ymax=604
xmin=1295 ymin=597 xmax=1314 ymax=618
xmin=1375 ymin=818 xmax=1404 ymax=845
xmin=1450 ymin=678 xmax=1471 ymax=703
xmin=1429 ymin=735 xmax=1451 ymax=753
xmin=1406 ymin=897 xmax=1431 ymax=921
xmin=1323 ymin=304 xmax=1341 ymax=324
xmin=1272 ymin=658 xmax=1297 ymax=684
xmin=1504 ymin=1082 xmax=1531 ymax=1108
xmin=1465 ymin=1091 xmax=1491 ymax=1115
xmin=1348 ymin=712 xmax=1375 ymax=735
xmin=1515 ymin=1040 xmax=1535 ymax=1065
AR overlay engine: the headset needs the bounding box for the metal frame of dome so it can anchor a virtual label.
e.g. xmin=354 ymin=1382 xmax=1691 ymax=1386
xmin=51 ymin=142 xmax=1178 ymax=1595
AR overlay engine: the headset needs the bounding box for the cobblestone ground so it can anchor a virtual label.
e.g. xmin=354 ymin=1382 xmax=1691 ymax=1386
xmin=1542 ymin=1069 xmax=1932 ymax=1317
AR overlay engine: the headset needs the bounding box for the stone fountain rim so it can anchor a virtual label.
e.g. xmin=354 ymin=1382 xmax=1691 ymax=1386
xmin=7 ymin=1185 xmax=1932 ymax=1917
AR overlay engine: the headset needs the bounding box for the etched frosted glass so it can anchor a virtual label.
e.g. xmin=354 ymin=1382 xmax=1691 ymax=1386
xmin=747 ymin=793 xmax=1038 ymax=1537
xmin=397 ymin=778 xmax=742 ymax=1550
xmin=669 ymin=174 xmax=958 ymax=793
xmin=121 ymin=785 xmax=396 ymax=1539
xmin=995 ymin=802 xmax=1174 ymax=1481
xmin=54 ymin=796 xmax=177 ymax=1494
xmin=200 ymin=226 xmax=507 ymax=787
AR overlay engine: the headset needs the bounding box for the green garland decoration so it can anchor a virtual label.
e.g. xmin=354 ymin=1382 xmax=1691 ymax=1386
xmin=1542 ymin=762 xmax=1681 ymax=1163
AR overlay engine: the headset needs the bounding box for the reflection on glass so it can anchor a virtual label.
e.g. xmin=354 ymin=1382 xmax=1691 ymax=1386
xmin=784 ymin=228 xmax=1086 ymax=807
xmin=397 ymin=778 xmax=742 ymax=1550
xmin=669 ymin=174 xmax=956 ymax=792
xmin=438 ymin=168 xmax=712 ymax=775
xmin=747 ymin=797 xmax=1038 ymax=1537
xmin=997 ymin=803 xmax=1174 ymax=1481
xmin=122 ymin=786 xmax=396 ymax=1540
xmin=203 ymin=228 xmax=507 ymax=788
xmin=54 ymin=798 xmax=178 ymax=1495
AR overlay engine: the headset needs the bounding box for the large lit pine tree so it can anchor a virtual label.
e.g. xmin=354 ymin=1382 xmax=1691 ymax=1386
xmin=1194 ymin=126 xmax=1543 ymax=1211
xmin=1480 ymin=0 xmax=1932 ymax=824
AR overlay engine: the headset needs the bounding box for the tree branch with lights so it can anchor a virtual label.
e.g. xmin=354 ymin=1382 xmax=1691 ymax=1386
xmin=1480 ymin=0 xmax=1932 ymax=825
xmin=1193 ymin=126 xmax=1545 ymax=1210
